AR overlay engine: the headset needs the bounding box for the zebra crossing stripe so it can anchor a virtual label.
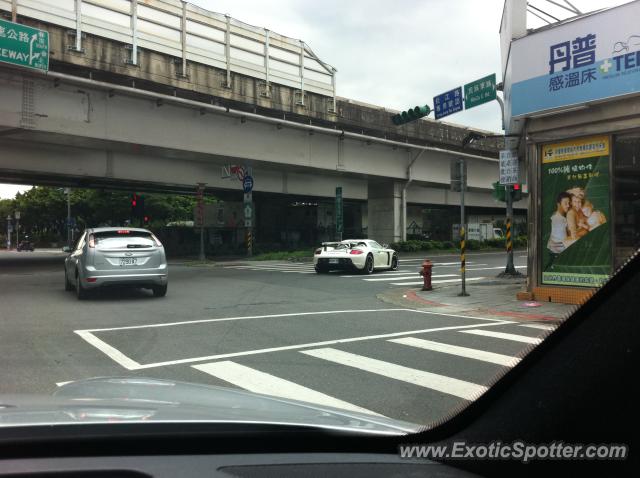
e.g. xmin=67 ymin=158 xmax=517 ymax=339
xmin=389 ymin=337 xmax=520 ymax=366
xmin=301 ymin=348 xmax=487 ymax=400
xmin=192 ymin=360 xmax=384 ymax=417
xmin=460 ymin=329 xmax=542 ymax=344
xmin=518 ymin=324 xmax=556 ymax=331
xmin=363 ymin=274 xmax=457 ymax=282
xmin=389 ymin=276 xmax=486 ymax=286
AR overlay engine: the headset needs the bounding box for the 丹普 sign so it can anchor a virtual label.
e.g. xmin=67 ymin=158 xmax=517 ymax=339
xmin=509 ymin=1 xmax=640 ymax=117
xmin=0 ymin=19 xmax=49 ymax=71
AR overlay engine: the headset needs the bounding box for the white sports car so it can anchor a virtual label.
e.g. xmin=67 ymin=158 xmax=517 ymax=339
xmin=313 ymin=239 xmax=399 ymax=274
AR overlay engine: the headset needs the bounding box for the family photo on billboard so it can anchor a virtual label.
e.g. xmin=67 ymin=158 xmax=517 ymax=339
xmin=547 ymin=186 xmax=607 ymax=254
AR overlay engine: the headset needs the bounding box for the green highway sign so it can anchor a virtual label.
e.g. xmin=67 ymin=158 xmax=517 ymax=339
xmin=464 ymin=73 xmax=496 ymax=110
xmin=335 ymin=186 xmax=343 ymax=235
xmin=0 ymin=19 xmax=49 ymax=72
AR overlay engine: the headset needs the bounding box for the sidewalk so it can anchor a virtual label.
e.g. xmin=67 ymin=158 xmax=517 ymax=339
xmin=379 ymin=276 xmax=575 ymax=323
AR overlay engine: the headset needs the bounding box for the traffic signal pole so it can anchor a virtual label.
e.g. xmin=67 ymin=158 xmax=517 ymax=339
xmin=505 ymin=185 xmax=517 ymax=274
xmin=459 ymin=158 xmax=469 ymax=297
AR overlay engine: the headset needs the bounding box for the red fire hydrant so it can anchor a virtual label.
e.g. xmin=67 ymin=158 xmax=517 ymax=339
xmin=420 ymin=259 xmax=433 ymax=291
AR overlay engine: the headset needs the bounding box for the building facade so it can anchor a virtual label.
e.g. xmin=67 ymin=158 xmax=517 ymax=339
xmin=501 ymin=0 xmax=640 ymax=304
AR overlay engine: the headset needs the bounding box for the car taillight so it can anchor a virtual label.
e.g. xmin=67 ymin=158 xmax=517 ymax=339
xmin=350 ymin=249 xmax=364 ymax=255
xmin=314 ymin=248 xmax=322 ymax=255
xmin=117 ymin=230 xmax=130 ymax=234
xmin=88 ymin=235 xmax=95 ymax=248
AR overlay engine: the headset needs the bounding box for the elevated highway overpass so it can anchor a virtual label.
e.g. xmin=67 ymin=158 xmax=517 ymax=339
xmin=0 ymin=0 xmax=526 ymax=245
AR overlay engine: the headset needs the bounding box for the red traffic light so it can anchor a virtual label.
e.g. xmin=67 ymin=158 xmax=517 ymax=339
xmin=144 ymin=216 xmax=149 ymax=223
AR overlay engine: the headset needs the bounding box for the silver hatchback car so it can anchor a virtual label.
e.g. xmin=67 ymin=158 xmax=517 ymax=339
xmin=64 ymin=227 xmax=168 ymax=299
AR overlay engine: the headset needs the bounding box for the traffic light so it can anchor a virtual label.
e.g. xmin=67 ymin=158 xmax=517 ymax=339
xmin=143 ymin=215 xmax=150 ymax=226
xmin=492 ymin=183 xmax=522 ymax=202
xmin=391 ymin=105 xmax=431 ymax=125
xmin=130 ymin=193 xmax=145 ymax=218
xmin=512 ymin=183 xmax=522 ymax=201
xmin=492 ymin=182 xmax=506 ymax=202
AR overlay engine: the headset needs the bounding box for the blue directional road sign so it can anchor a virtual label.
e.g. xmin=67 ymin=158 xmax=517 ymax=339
xmin=243 ymin=175 xmax=254 ymax=193
xmin=433 ymin=87 xmax=463 ymax=120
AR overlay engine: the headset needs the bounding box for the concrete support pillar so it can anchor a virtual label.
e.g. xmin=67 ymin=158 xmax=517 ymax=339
xmin=367 ymin=180 xmax=402 ymax=245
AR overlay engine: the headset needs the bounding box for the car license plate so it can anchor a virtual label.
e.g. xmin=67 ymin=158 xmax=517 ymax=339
xmin=329 ymin=259 xmax=338 ymax=264
xmin=119 ymin=257 xmax=137 ymax=266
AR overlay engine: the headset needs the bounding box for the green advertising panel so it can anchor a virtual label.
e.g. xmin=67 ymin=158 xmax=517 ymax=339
xmin=541 ymin=135 xmax=611 ymax=287
xmin=0 ymin=18 xmax=49 ymax=71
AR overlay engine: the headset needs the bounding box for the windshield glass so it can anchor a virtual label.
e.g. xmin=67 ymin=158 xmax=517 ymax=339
xmin=93 ymin=231 xmax=155 ymax=249
xmin=0 ymin=0 xmax=635 ymax=438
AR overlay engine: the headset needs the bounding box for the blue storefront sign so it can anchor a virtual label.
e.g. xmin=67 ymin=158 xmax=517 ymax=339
xmin=508 ymin=2 xmax=640 ymax=118
xmin=433 ymin=87 xmax=463 ymax=120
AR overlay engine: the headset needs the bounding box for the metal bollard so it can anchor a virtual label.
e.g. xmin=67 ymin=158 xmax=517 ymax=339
xmin=420 ymin=259 xmax=433 ymax=291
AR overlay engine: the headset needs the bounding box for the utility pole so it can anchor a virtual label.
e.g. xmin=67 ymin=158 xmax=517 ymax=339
xmin=504 ymin=185 xmax=517 ymax=274
xmin=458 ymin=158 xmax=469 ymax=296
xmin=65 ymin=188 xmax=71 ymax=249
xmin=196 ymin=183 xmax=206 ymax=261
xmin=15 ymin=211 xmax=20 ymax=248
xmin=6 ymin=215 xmax=11 ymax=250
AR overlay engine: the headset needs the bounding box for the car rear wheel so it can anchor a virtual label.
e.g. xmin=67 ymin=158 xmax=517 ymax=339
xmin=315 ymin=265 xmax=328 ymax=274
xmin=153 ymin=284 xmax=168 ymax=297
xmin=390 ymin=254 xmax=399 ymax=271
xmin=64 ymin=269 xmax=73 ymax=291
xmin=76 ymin=272 xmax=88 ymax=300
xmin=362 ymin=254 xmax=374 ymax=275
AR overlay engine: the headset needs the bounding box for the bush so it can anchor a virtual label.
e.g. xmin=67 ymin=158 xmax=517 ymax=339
xmin=442 ymin=241 xmax=455 ymax=249
xmin=485 ymin=237 xmax=505 ymax=248
xmin=466 ymin=239 xmax=482 ymax=250
xmin=513 ymin=235 xmax=528 ymax=248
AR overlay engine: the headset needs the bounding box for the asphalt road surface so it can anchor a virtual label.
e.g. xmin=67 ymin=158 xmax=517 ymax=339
xmin=1 ymin=249 xmax=544 ymax=426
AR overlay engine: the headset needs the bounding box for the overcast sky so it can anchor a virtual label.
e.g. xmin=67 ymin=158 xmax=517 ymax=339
xmin=0 ymin=0 xmax=627 ymax=199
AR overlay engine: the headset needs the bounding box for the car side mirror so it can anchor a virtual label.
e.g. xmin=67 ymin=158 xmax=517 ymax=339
xmin=382 ymin=243 xmax=389 ymax=248
xmin=62 ymin=246 xmax=71 ymax=253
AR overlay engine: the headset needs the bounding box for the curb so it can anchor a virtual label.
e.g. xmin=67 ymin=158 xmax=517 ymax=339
xmin=402 ymin=288 xmax=563 ymax=322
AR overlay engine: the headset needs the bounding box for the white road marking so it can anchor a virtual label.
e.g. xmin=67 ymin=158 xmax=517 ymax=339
xmin=225 ymin=266 xmax=315 ymax=273
xmin=399 ymin=260 xmax=481 ymax=265
xmin=338 ymin=270 xmax=412 ymax=277
xmin=461 ymin=329 xmax=543 ymax=344
xmin=56 ymin=381 xmax=73 ymax=387
xmin=390 ymin=337 xmax=520 ymax=366
xmin=389 ymin=277 xmax=486 ymax=286
xmin=518 ymin=323 xmax=556 ymax=331
xmin=119 ymin=320 xmax=514 ymax=370
xmin=301 ymin=348 xmax=487 ymax=401
xmin=407 ymin=309 xmax=514 ymax=323
xmin=74 ymin=330 xmax=142 ymax=370
xmin=79 ymin=309 xmax=408 ymax=333
xmin=363 ymin=274 xmax=458 ymax=282
xmin=193 ymin=361 xmax=384 ymax=417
